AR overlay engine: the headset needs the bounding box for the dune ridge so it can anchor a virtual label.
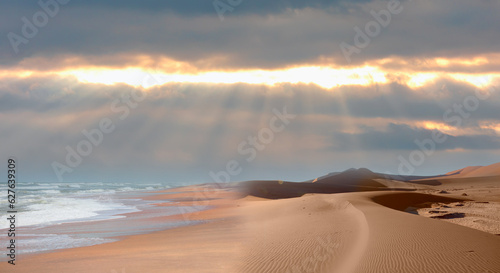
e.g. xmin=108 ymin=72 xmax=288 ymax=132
xmin=352 ymin=192 xmax=500 ymax=272
xmin=237 ymin=190 xmax=500 ymax=272
xmin=239 ymin=163 xmax=500 ymax=272
xmin=2 ymin=162 xmax=499 ymax=272
xmin=237 ymin=195 xmax=369 ymax=273
xmin=443 ymin=162 xmax=500 ymax=178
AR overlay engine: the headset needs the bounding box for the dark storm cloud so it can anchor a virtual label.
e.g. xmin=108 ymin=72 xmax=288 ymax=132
xmin=1 ymin=0 xmax=369 ymax=15
xmin=0 ymin=76 xmax=138 ymax=113
xmin=1 ymin=0 xmax=499 ymax=68
xmin=331 ymin=123 xmax=500 ymax=151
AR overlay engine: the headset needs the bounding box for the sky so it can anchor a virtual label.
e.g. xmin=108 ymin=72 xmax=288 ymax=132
xmin=1 ymin=0 xmax=499 ymax=184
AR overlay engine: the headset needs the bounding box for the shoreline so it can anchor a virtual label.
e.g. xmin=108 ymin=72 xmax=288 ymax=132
xmin=2 ymin=170 xmax=500 ymax=272
xmin=0 ymin=184 xmax=244 ymax=272
xmin=0 ymin=184 xmax=237 ymax=261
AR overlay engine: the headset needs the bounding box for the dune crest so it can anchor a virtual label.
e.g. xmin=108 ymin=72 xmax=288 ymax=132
xmin=240 ymin=163 xmax=500 ymax=272
xmin=444 ymin=162 xmax=500 ymax=178
xmin=3 ymin=162 xmax=500 ymax=273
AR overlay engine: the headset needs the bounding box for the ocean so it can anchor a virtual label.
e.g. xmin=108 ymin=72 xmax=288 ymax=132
xmin=0 ymin=182 xmax=201 ymax=259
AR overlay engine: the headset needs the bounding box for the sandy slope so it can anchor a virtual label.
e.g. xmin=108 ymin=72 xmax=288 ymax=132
xmin=3 ymin=163 xmax=500 ymax=273
xmin=458 ymin=162 xmax=500 ymax=177
xmin=237 ymin=191 xmax=500 ymax=273
xmin=416 ymin=201 xmax=500 ymax=235
xmin=442 ymin=162 xmax=500 ymax=178
xmin=237 ymin=164 xmax=500 ymax=272
xmin=446 ymin=166 xmax=482 ymax=176
xmin=354 ymin=192 xmax=500 ymax=273
xmin=237 ymin=195 xmax=368 ymax=273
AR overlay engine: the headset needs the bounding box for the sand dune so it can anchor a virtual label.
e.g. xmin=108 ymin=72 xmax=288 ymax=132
xmin=4 ymin=163 xmax=500 ymax=273
xmin=237 ymin=190 xmax=500 ymax=272
xmin=237 ymin=195 xmax=368 ymax=273
xmin=416 ymin=200 xmax=500 ymax=235
xmin=446 ymin=166 xmax=482 ymax=176
xmin=353 ymin=192 xmax=500 ymax=272
xmin=443 ymin=162 xmax=500 ymax=178
xmin=458 ymin=162 xmax=500 ymax=177
xmin=240 ymin=168 xmax=418 ymax=199
xmin=239 ymin=166 xmax=500 ymax=272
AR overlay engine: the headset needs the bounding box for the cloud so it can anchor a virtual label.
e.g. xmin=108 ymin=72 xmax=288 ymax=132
xmin=1 ymin=0 xmax=499 ymax=184
xmin=0 ymin=75 xmax=498 ymax=182
xmin=1 ymin=0 xmax=499 ymax=69
xmin=1 ymin=75 xmax=498 ymax=120
xmin=331 ymin=123 xmax=500 ymax=151
xmin=1 ymin=0 xmax=368 ymax=16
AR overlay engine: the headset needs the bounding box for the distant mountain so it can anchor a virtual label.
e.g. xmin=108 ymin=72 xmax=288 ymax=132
xmin=309 ymin=168 xmax=442 ymax=183
xmin=240 ymin=162 xmax=500 ymax=199
xmin=313 ymin=168 xmax=385 ymax=188
xmin=242 ymin=168 xmax=412 ymax=199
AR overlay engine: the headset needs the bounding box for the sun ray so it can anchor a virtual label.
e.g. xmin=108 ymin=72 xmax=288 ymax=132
xmin=3 ymin=56 xmax=500 ymax=90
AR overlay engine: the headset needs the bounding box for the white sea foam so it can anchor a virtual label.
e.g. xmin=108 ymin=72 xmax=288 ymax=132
xmin=0 ymin=234 xmax=117 ymax=254
xmin=0 ymin=181 xmax=193 ymax=259
xmin=0 ymin=182 xmax=172 ymax=230
xmin=0 ymin=197 xmax=138 ymax=229
xmin=40 ymin=190 xmax=61 ymax=194
xmin=0 ymin=182 xmax=158 ymax=229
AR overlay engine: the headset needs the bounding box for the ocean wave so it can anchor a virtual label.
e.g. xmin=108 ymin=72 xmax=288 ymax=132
xmin=3 ymin=234 xmax=117 ymax=254
xmin=0 ymin=196 xmax=138 ymax=229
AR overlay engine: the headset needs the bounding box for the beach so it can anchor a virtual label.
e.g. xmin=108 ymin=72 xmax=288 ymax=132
xmin=2 ymin=163 xmax=500 ymax=273
xmin=3 ymin=0 xmax=500 ymax=272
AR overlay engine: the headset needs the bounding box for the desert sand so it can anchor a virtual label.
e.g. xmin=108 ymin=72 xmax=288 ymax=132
xmin=2 ymin=163 xmax=500 ymax=273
